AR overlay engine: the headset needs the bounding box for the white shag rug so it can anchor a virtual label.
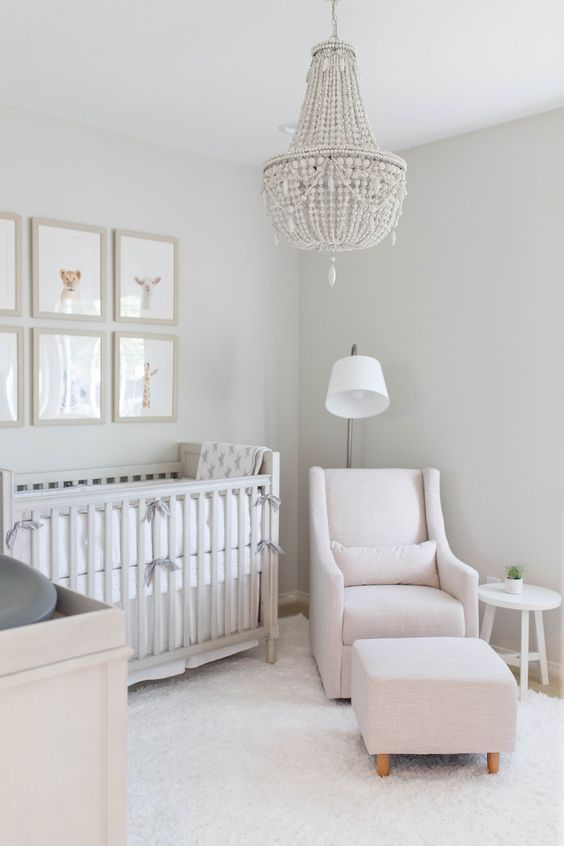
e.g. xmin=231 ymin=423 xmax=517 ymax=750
xmin=128 ymin=616 xmax=563 ymax=846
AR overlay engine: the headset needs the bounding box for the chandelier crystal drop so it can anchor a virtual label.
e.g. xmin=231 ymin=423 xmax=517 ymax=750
xmin=262 ymin=0 xmax=407 ymax=285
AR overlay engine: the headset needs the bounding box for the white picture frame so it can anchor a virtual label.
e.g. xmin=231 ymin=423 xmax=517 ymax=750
xmin=33 ymin=329 xmax=106 ymax=426
xmin=0 ymin=212 xmax=22 ymax=316
xmin=115 ymin=230 xmax=178 ymax=325
xmin=0 ymin=326 xmax=24 ymax=427
xmin=114 ymin=332 xmax=178 ymax=422
xmin=32 ymin=218 xmax=106 ymax=320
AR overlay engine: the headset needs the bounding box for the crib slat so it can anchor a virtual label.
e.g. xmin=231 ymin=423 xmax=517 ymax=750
xmin=211 ymin=490 xmax=219 ymax=641
xmin=250 ymin=485 xmax=258 ymax=627
xmin=120 ymin=499 xmax=130 ymax=634
xmin=168 ymin=494 xmax=177 ymax=652
xmin=104 ymin=503 xmax=113 ymax=605
xmin=69 ymin=506 xmax=78 ymax=590
xmin=224 ymin=488 xmax=233 ymax=637
xmin=197 ymin=492 xmax=205 ymax=643
xmin=270 ymin=471 xmax=280 ymax=639
xmin=49 ymin=508 xmax=59 ymax=583
xmin=152 ymin=506 xmax=162 ymax=657
xmin=260 ymin=484 xmax=270 ymax=630
xmin=87 ymin=504 xmax=96 ymax=597
xmin=182 ymin=494 xmax=191 ymax=647
xmin=237 ymin=486 xmax=245 ymax=632
xmin=32 ymin=509 xmax=41 ymax=573
xmin=137 ymin=498 xmax=147 ymax=659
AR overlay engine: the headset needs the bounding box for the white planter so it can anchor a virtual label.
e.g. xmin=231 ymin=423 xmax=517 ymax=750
xmin=505 ymin=578 xmax=523 ymax=595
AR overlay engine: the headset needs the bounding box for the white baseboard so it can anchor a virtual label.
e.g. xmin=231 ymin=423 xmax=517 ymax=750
xmin=278 ymin=590 xmax=309 ymax=607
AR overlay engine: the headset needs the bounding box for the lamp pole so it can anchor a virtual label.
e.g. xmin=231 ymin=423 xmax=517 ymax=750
xmin=346 ymin=343 xmax=358 ymax=468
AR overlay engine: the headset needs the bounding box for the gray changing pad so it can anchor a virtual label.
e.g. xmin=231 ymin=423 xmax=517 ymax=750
xmin=0 ymin=554 xmax=57 ymax=630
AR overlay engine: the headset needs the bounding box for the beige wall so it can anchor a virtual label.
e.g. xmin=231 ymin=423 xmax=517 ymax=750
xmin=0 ymin=104 xmax=299 ymax=594
xmin=298 ymin=109 xmax=564 ymax=667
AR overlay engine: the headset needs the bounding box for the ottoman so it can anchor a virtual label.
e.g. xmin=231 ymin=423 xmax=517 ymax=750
xmin=351 ymin=637 xmax=517 ymax=777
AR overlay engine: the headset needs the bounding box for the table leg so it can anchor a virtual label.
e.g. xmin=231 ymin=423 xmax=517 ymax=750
xmin=520 ymin=610 xmax=529 ymax=701
xmin=534 ymin=610 xmax=549 ymax=686
xmin=480 ymin=604 xmax=496 ymax=642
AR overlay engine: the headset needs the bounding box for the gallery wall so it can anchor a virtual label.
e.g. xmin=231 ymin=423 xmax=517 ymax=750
xmin=298 ymin=109 xmax=564 ymax=667
xmin=0 ymin=103 xmax=300 ymax=593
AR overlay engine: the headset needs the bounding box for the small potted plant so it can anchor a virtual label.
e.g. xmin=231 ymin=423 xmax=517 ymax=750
xmin=505 ymin=563 xmax=526 ymax=594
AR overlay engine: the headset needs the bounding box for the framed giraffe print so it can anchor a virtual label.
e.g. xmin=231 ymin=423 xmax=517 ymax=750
xmin=113 ymin=332 xmax=178 ymax=422
xmin=114 ymin=230 xmax=178 ymax=324
xmin=0 ymin=212 xmax=22 ymax=315
xmin=33 ymin=328 xmax=105 ymax=425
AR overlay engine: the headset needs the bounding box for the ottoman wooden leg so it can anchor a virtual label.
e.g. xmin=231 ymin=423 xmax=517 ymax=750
xmin=487 ymin=752 xmax=500 ymax=774
xmin=376 ymin=754 xmax=391 ymax=777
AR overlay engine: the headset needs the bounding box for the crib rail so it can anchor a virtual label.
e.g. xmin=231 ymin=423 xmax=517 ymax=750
xmin=13 ymin=461 xmax=185 ymax=493
xmin=13 ymin=474 xmax=271 ymax=511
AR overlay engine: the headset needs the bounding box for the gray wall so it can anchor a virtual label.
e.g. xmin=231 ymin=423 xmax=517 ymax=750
xmin=1 ymin=102 xmax=562 ymax=665
xmin=299 ymin=109 xmax=564 ymax=667
xmin=0 ymin=104 xmax=299 ymax=594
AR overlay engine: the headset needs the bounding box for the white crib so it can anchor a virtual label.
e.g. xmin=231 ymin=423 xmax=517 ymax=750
xmin=0 ymin=442 xmax=280 ymax=684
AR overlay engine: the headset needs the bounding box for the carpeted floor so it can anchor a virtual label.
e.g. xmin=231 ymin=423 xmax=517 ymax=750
xmin=128 ymin=615 xmax=563 ymax=846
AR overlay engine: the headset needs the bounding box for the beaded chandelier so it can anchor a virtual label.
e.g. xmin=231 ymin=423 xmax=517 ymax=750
xmin=262 ymin=0 xmax=407 ymax=285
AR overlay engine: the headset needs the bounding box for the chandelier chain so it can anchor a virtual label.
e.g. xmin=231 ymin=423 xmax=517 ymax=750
xmin=331 ymin=0 xmax=338 ymax=38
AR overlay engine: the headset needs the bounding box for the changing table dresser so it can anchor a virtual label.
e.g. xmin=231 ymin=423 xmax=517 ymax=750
xmin=0 ymin=586 xmax=131 ymax=846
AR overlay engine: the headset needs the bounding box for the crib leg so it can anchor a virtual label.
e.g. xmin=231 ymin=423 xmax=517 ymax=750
xmin=267 ymin=638 xmax=277 ymax=664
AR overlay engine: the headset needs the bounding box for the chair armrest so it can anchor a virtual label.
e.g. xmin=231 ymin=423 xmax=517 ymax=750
xmin=437 ymin=547 xmax=479 ymax=637
xmin=310 ymin=541 xmax=344 ymax=698
xmin=309 ymin=467 xmax=344 ymax=698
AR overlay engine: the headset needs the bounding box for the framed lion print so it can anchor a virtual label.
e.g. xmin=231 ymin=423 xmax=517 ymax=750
xmin=32 ymin=218 xmax=106 ymax=320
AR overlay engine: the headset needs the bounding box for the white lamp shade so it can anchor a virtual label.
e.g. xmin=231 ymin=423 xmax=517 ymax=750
xmin=325 ymin=354 xmax=389 ymax=419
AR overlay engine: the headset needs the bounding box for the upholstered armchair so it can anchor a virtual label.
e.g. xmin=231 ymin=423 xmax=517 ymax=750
xmin=309 ymin=467 xmax=479 ymax=698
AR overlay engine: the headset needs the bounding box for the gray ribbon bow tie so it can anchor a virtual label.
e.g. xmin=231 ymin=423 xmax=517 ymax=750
xmin=143 ymin=499 xmax=171 ymax=523
xmin=144 ymin=556 xmax=180 ymax=587
xmin=256 ymin=539 xmax=285 ymax=556
xmin=254 ymin=493 xmax=281 ymax=512
xmin=5 ymin=520 xmax=44 ymax=551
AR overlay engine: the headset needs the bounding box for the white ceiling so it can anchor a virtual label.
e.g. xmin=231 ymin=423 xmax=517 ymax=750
xmin=1 ymin=0 xmax=563 ymax=166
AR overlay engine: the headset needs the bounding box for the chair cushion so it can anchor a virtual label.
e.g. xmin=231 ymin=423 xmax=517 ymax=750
xmin=342 ymin=584 xmax=465 ymax=645
xmin=325 ymin=469 xmax=427 ymax=547
xmin=332 ymin=539 xmax=439 ymax=588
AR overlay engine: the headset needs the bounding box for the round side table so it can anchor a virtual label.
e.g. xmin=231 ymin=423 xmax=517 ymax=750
xmin=478 ymin=582 xmax=561 ymax=701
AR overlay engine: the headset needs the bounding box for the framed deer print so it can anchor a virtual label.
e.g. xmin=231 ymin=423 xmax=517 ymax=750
xmin=0 ymin=326 xmax=24 ymax=426
xmin=0 ymin=212 xmax=22 ymax=316
xmin=33 ymin=329 xmax=105 ymax=425
xmin=32 ymin=218 xmax=106 ymax=320
xmin=114 ymin=230 xmax=178 ymax=324
xmin=114 ymin=332 xmax=177 ymax=422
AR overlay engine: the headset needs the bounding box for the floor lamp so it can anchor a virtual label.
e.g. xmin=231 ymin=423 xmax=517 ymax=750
xmin=325 ymin=344 xmax=390 ymax=468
